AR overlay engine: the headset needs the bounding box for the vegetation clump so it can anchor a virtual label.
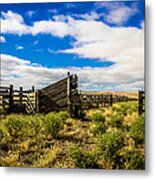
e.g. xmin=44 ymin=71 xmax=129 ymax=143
xmin=44 ymin=112 xmax=64 ymax=137
xmin=129 ymin=113 xmax=145 ymax=146
xmin=108 ymin=113 xmax=124 ymax=128
xmin=92 ymin=112 xmax=105 ymax=122
xmin=69 ymin=145 xmax=98 ymax=168
xmin=98 ymin=130 xmax=124 ymax=160
xmin=0 ymin=101 xmax=144 ymax=169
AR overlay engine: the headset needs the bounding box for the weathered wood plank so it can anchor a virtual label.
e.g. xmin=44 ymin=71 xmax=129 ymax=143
xmin=0 ymin=92 xmax=10 ymax=96
xmin=40 ymin=77 xmax=68 ymax=92
xmin=0 ymin=86 xmax=10 ymax=90
xmin=40 ymin=85 xmax=67 ymax=97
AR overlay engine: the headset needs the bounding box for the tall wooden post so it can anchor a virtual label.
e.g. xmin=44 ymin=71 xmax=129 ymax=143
xmin=67 ymin=72 xmax=72 ymax=114
xmin=96 ymin=95 xmax=99 ymax=108
xmin=139 ymin=91 xmax=143 ymax=116
xmin=31 ymin=86 xmax=35 ymax=113
xmin=19 ymin=86 xmax=23 ymax=107
xmin=35 ymin=91 xmax=40 ymax=113
xmin=9 ymin=84 xmax=13 ymax=113
xmin=109 ymin=94 xmax=113 ymax=106
xmin=32 ymin=86 xmax=35 ymax=92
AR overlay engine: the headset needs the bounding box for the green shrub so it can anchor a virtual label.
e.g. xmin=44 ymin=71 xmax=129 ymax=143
xmin=122 ymin=149 xmax=145 ymax=170
xmin=98 ymin=130 xmax=124 ymax=160
xmin=91 ymin=122 xmax=107 ymax=136
xmin=109 ymin=113 xmax=124 ymax=128
xmin=92 ymin=112 xmax=105 ymax=123
xmin=44 ymin=112 xmax=64 ymax=137
xmin=111 ymin=106 xmax=121 ymax=113
xmin=58 ymin=111 xmax=69 ymax=121
xmin=118 ymin=102 xmax=138 ymax=116
xmin=4 ymin=114 xmax=29 ymax=138
xmin=129 ymin=114 xmax=145 ymax=146
xmin=26 ymin=114 xmax=45 ymax=135
xmin=69 ymin=145 xmax=98 ymax=168
xmin=0 ymin=123 xmax=8 ymax=140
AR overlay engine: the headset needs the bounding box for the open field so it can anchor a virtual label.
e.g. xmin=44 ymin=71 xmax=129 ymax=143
xmin=0 ymin=101 xmax=144 ymax=169
xmin=80 ymin=91 xmax=138 ymax=99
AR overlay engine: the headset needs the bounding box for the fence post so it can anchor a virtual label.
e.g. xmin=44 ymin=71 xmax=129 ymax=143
xmin=9 ymin=84 xmax=13 ymax=113
xmin=67 ymin=72 xmax=72 ymax=114
xmin=32 ymin=86 xmax=35 ymax=92
xmin=19 ymin=86 xmax=23 ymax=107
xmin=109 ymin=94 xmax=113 ymax=106
xmin=35 ymin=91 xmax=40 ymax=113
xmin=139 ymin=91 xmax=144 ymax=116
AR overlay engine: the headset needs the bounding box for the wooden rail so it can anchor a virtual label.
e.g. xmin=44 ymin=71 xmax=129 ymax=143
xmin=0 ymin=73 xmax=144 ymax=116
xmin=38 ymin=72 xmax=78 ymax=114
xmin=0 ymin=85 xmax=36 ymax=115
xmin=138 ymin=91 xmax=145 ymax=116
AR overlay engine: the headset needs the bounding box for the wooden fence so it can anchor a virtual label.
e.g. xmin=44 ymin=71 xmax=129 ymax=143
xmin=0 ymin=85 xmax=36 ymax=115
xmin=38 ymin=72 xmax=78 ymax=114
xmin=138 ymin=91 xmax=145 ymax=116
xmin=77 ymin=93 xmax=130 ymax=110
xmin=0 ymin=73 xmax=144 ymax=116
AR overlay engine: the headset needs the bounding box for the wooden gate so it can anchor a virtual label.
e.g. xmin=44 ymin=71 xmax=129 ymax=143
xmin=0 ymin=85 xmax=36 ymax=115
xmin=38 ymin=72 xmax=78 ymax=114
xmin=0 ymin=86 xmax=11 ymax=114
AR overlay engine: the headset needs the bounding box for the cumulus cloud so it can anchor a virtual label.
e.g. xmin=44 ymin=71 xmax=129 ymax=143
xmin=1 ymin=54 xmax=144 ymax=91
xmin=16 ymin=46 xmax=24 ymax=50
xmin=72 ymin=11 xmax=100 ymax=21
xmin=30 ymin=20 xmax=72 ymax=37
xmin=0 ymin=36 xmax=6 ymax=43
xmin=0 ymin=10 xmax=144 ymax=91
xmin=95 ymin=1 xmax=138 ymax=25
xmin=59 ymin=18 xmax=144 ymax=85
xmin=1 ymin=11 xmax=29 ymax=35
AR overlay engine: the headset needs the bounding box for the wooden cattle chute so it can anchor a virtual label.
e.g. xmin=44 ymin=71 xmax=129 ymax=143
xmin=38 ymin=72 xmax=78 ymax=114
xmin=0 ymin=85 xmax=36 ymax=115
xmin=0 ymin=73 xmax=144 ymax=116
xmin=138 ymin=91 xmax=145 ymax=116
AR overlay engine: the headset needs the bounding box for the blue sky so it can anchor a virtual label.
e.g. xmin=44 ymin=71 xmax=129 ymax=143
xmin=0 ymin=1 xmax=145 ymax=91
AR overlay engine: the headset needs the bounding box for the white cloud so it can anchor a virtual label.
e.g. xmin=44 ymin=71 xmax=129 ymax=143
xmin=48 ymin=9 xmax=58 ymax=14
xmin=1 ymin=54 xmax=144 ymax=91
xmin=27 ymin=10 xmax=35 ymax=17
xmin=0 ymin=36 xmax=6 ymax=43
xmin=16 ymin=46 xmax=24 ymax=50
xmin=105 ymin=6 xmax=138 ymax=25
xmin=1 ymin=11 xmax=72 ymax=37
xmin=141 ymin=21 xmax=144 ymax=28
xmin=72 ymin=11 xmax=100 ymax=21
xmin=0 ymin=11 xmax=144 ymax=91
xmin=95 ymin=2 xmax=138 ymax=25
xmin=30 ymin=20 xmax=72 ymax=38
xmin=1 ymin=10 xmax=29 ymax=35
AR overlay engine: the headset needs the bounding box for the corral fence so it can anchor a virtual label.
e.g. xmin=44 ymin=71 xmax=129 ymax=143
xmin=78 ymin=93 xmax=130 ymax=109
xmin=0 ymin=85 xmax=36 ymax=115
xmin=0 ymin=73 xmax=144 ymax=116
xmin=38 ymin=72 xmax=78 ymax=114
xmin=138 ymin=91 xmax=145 ymax=116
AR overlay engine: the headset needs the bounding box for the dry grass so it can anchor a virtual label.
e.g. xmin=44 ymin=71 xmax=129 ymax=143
xmin=80 ymin=91 xmax=138 ymax=99
xmin=0 ymin=101 xmax=144 ymax=169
